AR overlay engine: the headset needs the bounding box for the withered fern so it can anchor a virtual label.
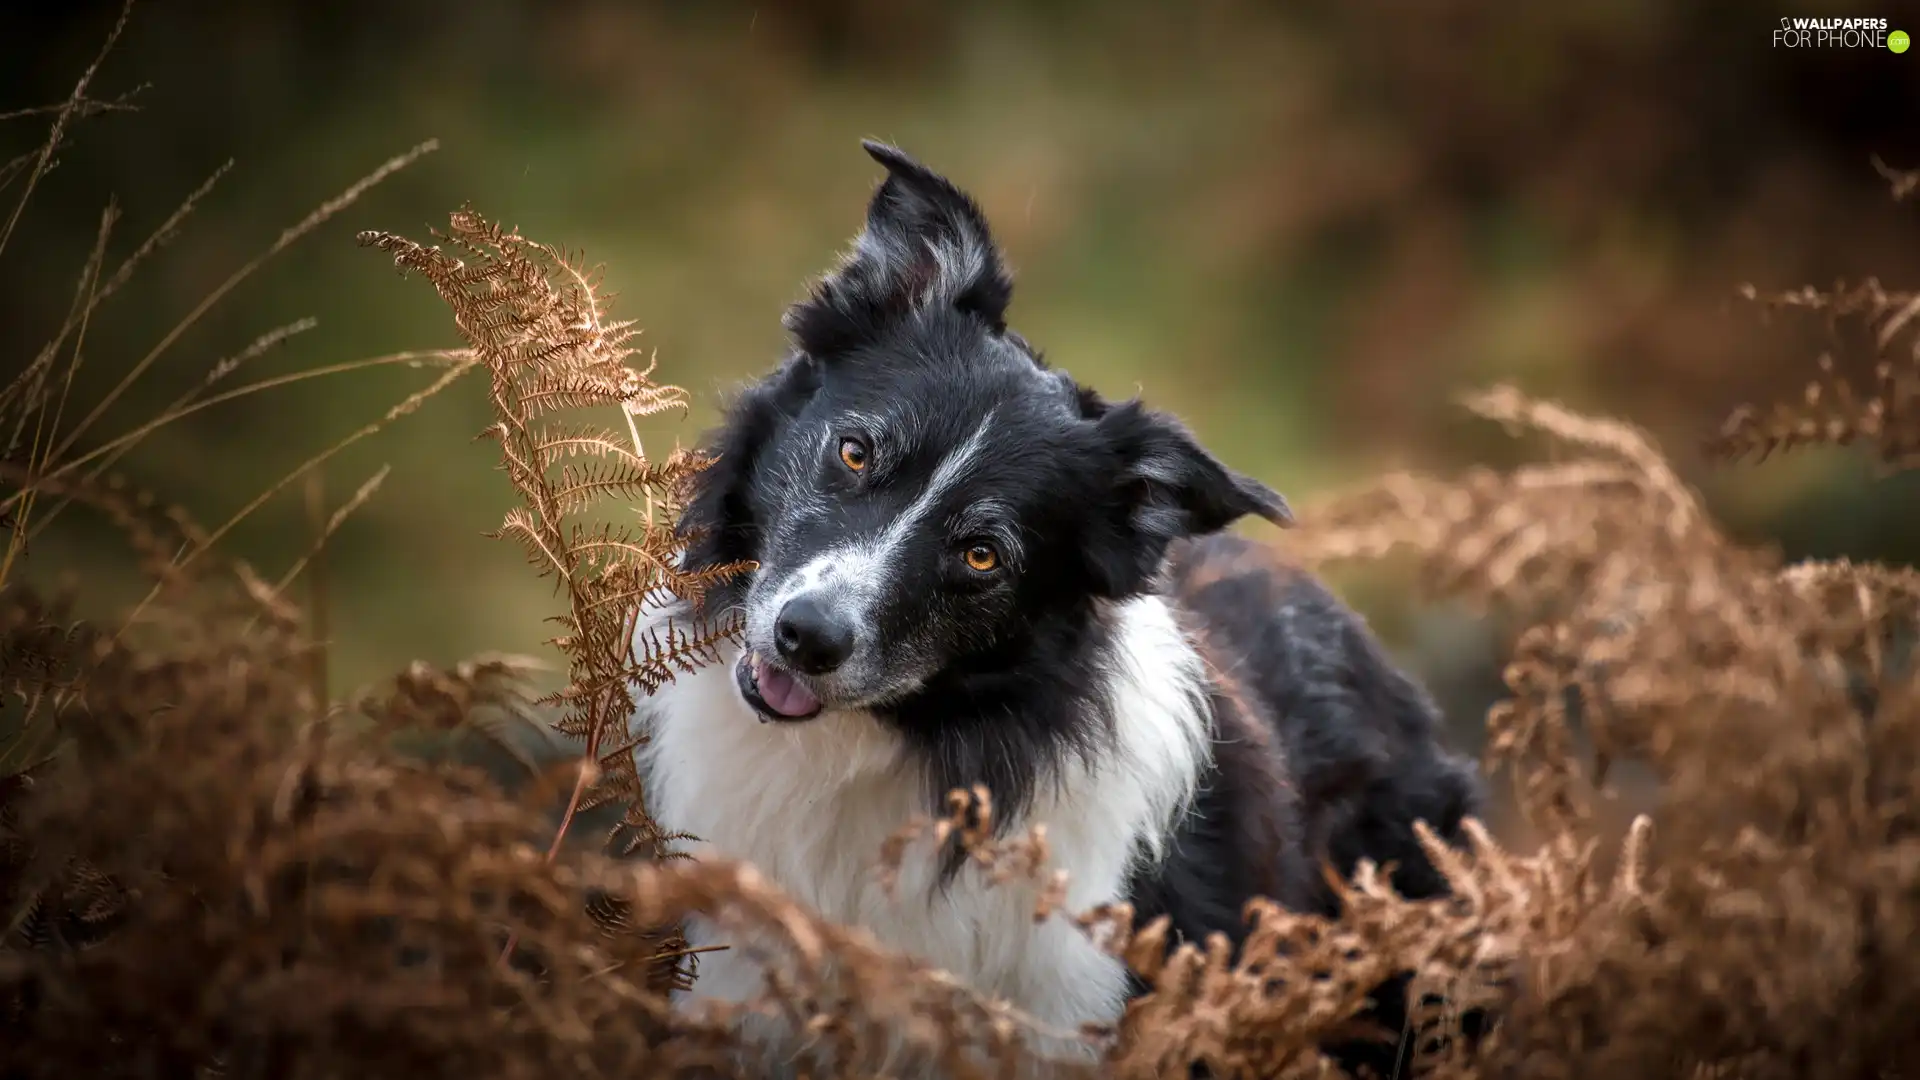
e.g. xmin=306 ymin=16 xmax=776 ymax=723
xmin=358 ymin=209 xmax=751 ymax=866
xmin=1710 ymin=161 xmax=1920 ymax=470
xmin=1282 ymin=385 xmax=1920 ymax=1077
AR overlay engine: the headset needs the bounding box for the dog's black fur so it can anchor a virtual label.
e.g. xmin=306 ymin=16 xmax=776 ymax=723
xmin=669 ymin=140 xmax=1485 ymax=1076
xmin=1159 ymin=534 xmax=1485 ymax=1075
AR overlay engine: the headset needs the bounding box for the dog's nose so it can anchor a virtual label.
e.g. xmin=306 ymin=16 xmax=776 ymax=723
xmin=774 ymin=595 xmax=855 ymax=675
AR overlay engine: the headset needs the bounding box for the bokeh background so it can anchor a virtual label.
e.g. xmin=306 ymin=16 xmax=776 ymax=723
xmin=9 ymin=0 xmax=1920 ymax=773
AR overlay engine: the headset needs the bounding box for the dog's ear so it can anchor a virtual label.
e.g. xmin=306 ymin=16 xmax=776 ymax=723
xmin=784 ymin=140 xmax=1013 ymax=356
xmin=1082 ymin=400 xmax=1293 ymax=598
xmin=678 ymin=355 xmax=820 ymax=577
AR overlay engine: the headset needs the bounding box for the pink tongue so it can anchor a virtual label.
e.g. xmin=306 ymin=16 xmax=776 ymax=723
xmin=757 ymin=661 xmax=821 ymax=717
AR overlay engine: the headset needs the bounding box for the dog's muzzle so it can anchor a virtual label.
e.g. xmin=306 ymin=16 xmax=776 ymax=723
xmin=734 ymin=594 xmax=856 ymax=722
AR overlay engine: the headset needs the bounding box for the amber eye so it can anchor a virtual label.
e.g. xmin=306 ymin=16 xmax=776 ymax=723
xmin=838 ymin=437 xmax=869 ymax=472
xmin=962 ymin=543 xmax=1000 ymax=573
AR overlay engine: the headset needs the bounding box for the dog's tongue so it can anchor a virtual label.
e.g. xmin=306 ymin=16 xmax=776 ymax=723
xmin=757 ymin=659 xmax=821 ymax=717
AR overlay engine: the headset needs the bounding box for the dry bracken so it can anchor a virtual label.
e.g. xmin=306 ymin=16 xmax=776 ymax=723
xmin=1709 ymin=163 xmax=1920 ymax=470
xmin=358 ymin=210 xmax=753 ymax=874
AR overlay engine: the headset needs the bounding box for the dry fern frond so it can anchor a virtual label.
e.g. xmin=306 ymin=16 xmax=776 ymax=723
xmin=1289 ymin=384 xmax=1727 ymax=628
xmin=1279 ymin=384 xmax=1920 ymax=1077
xmin=1708 ymin=169 xmax=1920 ymax=468
xmin=360 ymin=209 xmax=751 ymax=982
xmin=876 ymin=786 xmax=1070 ymax=921
xmin=351 ymin=653 xmax=552 ymax=776
xmin=608 ymin=856 xmax=1108 ymax=1080
xmin=0 ymin=583 xmax=745 ymax=1079
xmin=0 ymin=465 xmax=219 ymax=608
xmin=1091 ymin=816 xmax=1534 ymax=1080
xmin=0 ymin=588 xmax=97 ymax=778
xmin=1708 ymin=350 xmax=1920 ymax=468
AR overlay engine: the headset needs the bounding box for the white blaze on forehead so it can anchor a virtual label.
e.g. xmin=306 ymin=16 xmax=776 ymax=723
xmin=776 ymin=410 xmax=998 ymax=618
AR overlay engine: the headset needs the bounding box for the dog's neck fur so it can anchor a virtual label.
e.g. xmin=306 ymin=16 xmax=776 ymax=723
xmin=630 ymin=586 xmax=1212 ymax=1061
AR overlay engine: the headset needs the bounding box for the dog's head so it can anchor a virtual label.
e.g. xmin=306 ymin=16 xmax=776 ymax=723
xmin=681 ymin=140 xmax=1291 ymax=724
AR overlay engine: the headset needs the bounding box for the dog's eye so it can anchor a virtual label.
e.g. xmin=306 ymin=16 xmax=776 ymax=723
xmin=838 ymin=437 xmax=869 ymax=473
xmin=962 ymin=543 xmax=1000 ymax=573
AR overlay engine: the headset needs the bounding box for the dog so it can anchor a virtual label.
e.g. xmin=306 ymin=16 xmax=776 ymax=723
xmin=630 ymin=140 xmax=1485 ymax=1076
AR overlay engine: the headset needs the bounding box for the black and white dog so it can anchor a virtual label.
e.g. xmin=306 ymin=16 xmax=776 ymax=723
xmin=632 ymin=140 xmax=1484 ymax=1074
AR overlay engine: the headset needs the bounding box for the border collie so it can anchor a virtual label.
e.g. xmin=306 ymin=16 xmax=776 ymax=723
xmin=632 ymin=140 xmax=1485 ymax=1076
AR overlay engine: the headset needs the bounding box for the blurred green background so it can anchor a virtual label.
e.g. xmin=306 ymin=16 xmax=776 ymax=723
xmin=8 ymin=0 xmax=1920 ymax=763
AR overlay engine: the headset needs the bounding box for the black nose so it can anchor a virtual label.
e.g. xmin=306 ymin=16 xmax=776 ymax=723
xmin=774 ymin=595 xmax=855 ymax=675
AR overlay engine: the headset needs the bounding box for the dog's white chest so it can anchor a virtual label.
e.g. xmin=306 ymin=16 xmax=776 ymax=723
xmin=634 ymin=650 xmax=1131 ymax=1033
xmin=629 ymin=595 xmax=1210 ymax=1054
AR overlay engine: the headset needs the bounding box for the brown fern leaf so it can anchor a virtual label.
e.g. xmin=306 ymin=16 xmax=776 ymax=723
xmin=1288 ymin=385 xmax=1746 ymax=834
xmin=1283 ymin=382 xmax=1920 ymax=1076
xmin=1289 ymin=386 xmax=1726 ymax=629
xmin=0 ymin=466 xmax=212 ymax=598
xmin=548 ymin=459 xmax=696 ymax=520
xmin=1706 ymin=160 xmax=1920 ymax=469
xmin=349 ymin=653 xmax=551 ymax=776
xmin=1709 ymin=268 xmax=1920 ymax=468
xmin=0 ymin=588 xmax=99 ymax=779
xmin=532 ymin=422 xmax=649 ymax=469
xmin=361 ymin=209 xmax=746 ymax=986
xmin=631 ymin=613 xmax=740 ymax=695
xmin=1708 ymin=353 xmax=1920 ymax=468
